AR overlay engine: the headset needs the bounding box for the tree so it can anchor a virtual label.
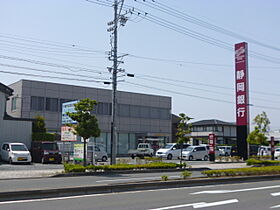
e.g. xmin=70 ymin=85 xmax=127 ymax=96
xmin=32 ymin=115 xmax=46 ymax=133
xmin=247 ymin=112 xmax=270 ymax=146
xmin=176 ymin=113 xmax=192 ymax=166
xmin=66 ymin=98 xmax=101 ymax=166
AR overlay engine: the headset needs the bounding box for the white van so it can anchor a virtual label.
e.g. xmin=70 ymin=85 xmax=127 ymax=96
xmin=182 ymin=145 xmax=209 ymax=161
xmin=156 ymin=143 xmax=190 ymax=160
xmin=87 ymin=145 xmax=108 ymax=162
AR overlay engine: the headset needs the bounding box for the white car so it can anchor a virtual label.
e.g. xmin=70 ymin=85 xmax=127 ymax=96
xmin=182 ymin=146 xmax=209 ymax=161
xmin=274 ymin=148 xmax=280 ymax=160
xmin=156 ymin=143 xmax=190 ymax=160
xmin=217 ymin=146 xmax=232 ymax=156
xmin=0 ymin=142 xmax=32 ymax=164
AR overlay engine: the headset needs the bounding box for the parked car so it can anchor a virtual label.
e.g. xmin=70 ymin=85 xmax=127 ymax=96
xmin=182 ymin=145 xmax=209 ymax=161
xmin=231 ymin=146 xmax=238 ymax=156
xmin=128 ymin=143 xmax=154 ymax=159
xmin=217 ymin=146 xmax=232 ymax=156
xmin=31 ymin=141 xmax=62 ymax=164
xmin=274 ymin=148 xmax=280 ymax=160
xmin=257 ymin=146 xmax=271 ymax=156
xmin=156 ymin=143 xmax=190 ymax=160
xmin=0 ymin=142 xmax=32 ymax=164
xmin=87 ymin=145 xmax=108 ymax=162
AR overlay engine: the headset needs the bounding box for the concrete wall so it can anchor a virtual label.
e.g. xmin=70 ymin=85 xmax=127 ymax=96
xmin=0 ymin=91 xmax=32 ymax=149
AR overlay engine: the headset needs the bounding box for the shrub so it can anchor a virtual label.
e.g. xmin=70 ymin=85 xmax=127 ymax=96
xmin=32 ymin=132 xmax=55 ymax=141
xmin=63 ymin=162 xmax=184 ymax=173
xmin=246 ymin=159 xmax=280 ymax=166
xmin=181 ymin=170 xmax=192 ymax=179
xmin=202 ymin=166 xmax=280 ymax=177
xmin=161 ymin=175 xmax=168 ymax=181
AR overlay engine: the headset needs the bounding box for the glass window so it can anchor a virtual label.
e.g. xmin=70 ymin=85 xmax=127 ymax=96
xmin=129 ymin=133 xmax=136 ymax=150
xmin=46 ymin=97 xmax=58 ymax=112
xmin=150 ymin=107 xmax=159 ymax=119
xmin=97 ymin=103 xmax=111 ymax=115
xmin=118 ymin=133 xmax=129 ymax=155
xmin=140 ymin=106 xmax=150 ymax=118
xmin=11 ymin=97 xmax=17 ymax=111
xmin=118 ymin=104 xmax=130 ymax=117
xmin=31 ymin=96 xmax=45 ymax=111
xmin=11 ymin=145 xmax=28 ymax=151
xmin=159 ymin=108 xmax=170 ymax=120
xmin=130 ymin=105 xmax=140 ymax=118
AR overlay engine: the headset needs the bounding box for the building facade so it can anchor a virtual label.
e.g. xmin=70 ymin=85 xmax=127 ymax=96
xmin=189 ymin=119 xmax=236 ymax=145
xmin=7 ymin=80 xmax=172 ymax=155
xmin=0 ymin=82 xmax=32 ymax=148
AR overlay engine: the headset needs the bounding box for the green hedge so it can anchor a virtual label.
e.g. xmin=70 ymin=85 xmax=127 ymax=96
xmin=202 ymin=166 xmax=280 ymax=177
xmin=246 ymin=159 xmax=280 ymax=166
xmin=32 ymin=132 xmax=55 ymax=141
xmin=64 ymin=162 xmax=185 ymax=173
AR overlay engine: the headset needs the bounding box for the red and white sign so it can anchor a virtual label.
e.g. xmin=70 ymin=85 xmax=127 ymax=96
xmin=235 ymin=42 xmax=249 ymax=126
xmin=271 ymin=136 xmax=275 ymax=153
xmin=61 ymin=126 xmax=77 ymax=141
xmin=208 ymin=134 xmax=216 ymax=154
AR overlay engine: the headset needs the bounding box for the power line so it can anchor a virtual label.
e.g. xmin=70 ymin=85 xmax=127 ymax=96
xmin=140 ymin=0 xmax=280 ymax=52
xmin=125 ymin=81 xmax=280 ymax=111
xmin=0 ymin=63 xmax=109 ymax=80
xmin=0 ymin=70 xmax=106 ymax=83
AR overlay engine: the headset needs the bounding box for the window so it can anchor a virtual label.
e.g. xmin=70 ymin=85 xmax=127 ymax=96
xmin=130 ymin=105 xmax=140 ymax=118
xmin=150 ymin=107 xmax=160 ymax=119
xmin=97 ymin=103 xmax=111 ymax=115
xmin=46 ymin=98 xmax=58 ymax=112
xmin=31 ymin=96 xmax=45 ymax=111
xmin=140 ymin=106 xmax=150 ymax=118
xmin=11 ymin=97 xmax=17 ymax=111
xmin=118 ymin=104 xmax=130 ymax=117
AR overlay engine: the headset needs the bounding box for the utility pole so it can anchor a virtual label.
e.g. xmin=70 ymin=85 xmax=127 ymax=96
xmin=107 ymin=0 xmax=127 ymax=165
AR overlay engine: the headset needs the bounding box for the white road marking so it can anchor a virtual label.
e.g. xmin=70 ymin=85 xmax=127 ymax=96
xmin=271 ymin=192 xmax=280 ymax=196
xmin=191 ymin=185 xmax=280 ymax=195
xmin=96 ymin=175 xmax=180 ymax=183
xmin=271 ymin=204 xmax=280 ymax=209
xmin=148 ymin=202 xmax=206 ymax=210
xmin=0 ymin=184 xmax=229 ymax=205
xmin=193 ymin=199 xmax=239 ymax=209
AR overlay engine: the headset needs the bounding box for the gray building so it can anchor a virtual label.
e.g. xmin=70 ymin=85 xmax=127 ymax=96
xmin=189 ymin=119 xmax=236 ymax=145
xmin=7 ymin=80 xmax=172 ymax=155
xmin=0 ymin=82 xmax=32 ymax=148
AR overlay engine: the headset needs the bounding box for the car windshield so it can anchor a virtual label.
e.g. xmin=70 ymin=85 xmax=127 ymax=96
xmin=11 ymin=145 xmax=28 ymax=151
xmin=163 ymin=144 xmax=174 ymax=149
xmin=276 ymin=148 xmax=280 ymax=152
xmin=184 ymin=146 xmax=194 ymax=151
xmin=42 ymin=143 xmax=58 ymax=150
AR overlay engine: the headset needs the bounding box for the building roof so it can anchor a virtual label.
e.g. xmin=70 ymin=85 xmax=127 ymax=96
xmin=191 ymin=119 xmax=235 ymax=126
xmin=0 ymin=82 xmax=13 ymax=96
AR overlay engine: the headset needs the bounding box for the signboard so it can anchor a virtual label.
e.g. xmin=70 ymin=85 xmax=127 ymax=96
xmin=271 ymin=136 xmax=275 ymax=160
xmin=62 ymin=100 xmax=79 ymax=125
xmin=61 ymin=126 xmax=77 ymax=141
xmin=74 ymin=144 xmax=85 ymax=161
xmin=208 ymin=133 xmax=216 ymax=155
xmin=235 ymin=42 xmax=249 ymax=126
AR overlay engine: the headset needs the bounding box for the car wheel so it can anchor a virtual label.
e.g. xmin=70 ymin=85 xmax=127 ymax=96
xmin=188 ymin=155 xmax=193 ymax=161
xmin=167 ymin=154 xmax=172 ymax=160
xmin=204 ymin=155 xmax=209 ymax=161
xmin=102 ymin=156 xmax=107 ymax=162
xmin=9 ymin=158 xmax=13 ymax=164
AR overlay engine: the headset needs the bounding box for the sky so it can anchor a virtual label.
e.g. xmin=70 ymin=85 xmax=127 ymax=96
xmin=0 ymin=0 xmax=280 ymax=130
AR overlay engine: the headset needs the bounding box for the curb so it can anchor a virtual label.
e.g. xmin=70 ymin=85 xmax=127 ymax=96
xmin=1 ymin=174 xmax=280 ymax=202
xmin=52 ymin=167 xmax=210 ymax=178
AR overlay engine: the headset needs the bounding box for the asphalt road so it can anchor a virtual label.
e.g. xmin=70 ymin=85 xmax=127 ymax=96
xmin=0 ymin=170 xmax=204 ymax=193
xmin=1 ymin=180 xmax=280 ymax=209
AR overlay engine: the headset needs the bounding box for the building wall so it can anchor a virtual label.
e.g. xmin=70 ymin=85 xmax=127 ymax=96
xmin=7 ymin=80 xmax=172 ymax=153
xmin=0 ymin=91 xmax=32 ymax=148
